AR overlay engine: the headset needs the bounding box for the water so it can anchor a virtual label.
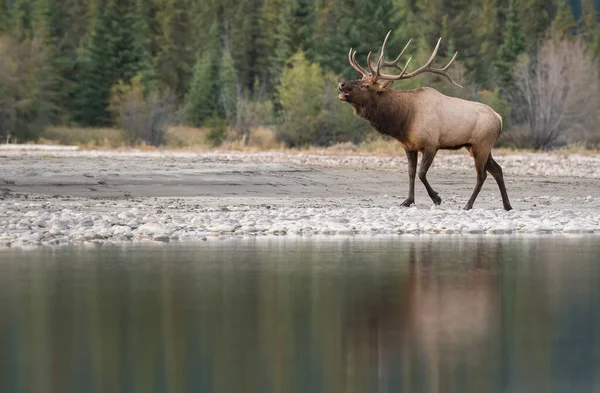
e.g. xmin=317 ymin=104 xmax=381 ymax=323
xmin=0 ymin=235 xmax=599 ymax=393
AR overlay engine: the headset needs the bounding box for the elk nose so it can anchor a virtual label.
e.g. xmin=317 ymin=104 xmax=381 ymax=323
xmin=338 ymin=82 xmax=346 ymax=90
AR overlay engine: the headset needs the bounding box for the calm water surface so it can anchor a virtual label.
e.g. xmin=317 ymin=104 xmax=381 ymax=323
xmin=0 ymin=236 xmax=599 ymax=393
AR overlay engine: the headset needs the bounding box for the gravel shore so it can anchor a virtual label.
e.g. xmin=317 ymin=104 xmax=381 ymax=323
xmin=1 ymin=148 xmax=599 ymax=248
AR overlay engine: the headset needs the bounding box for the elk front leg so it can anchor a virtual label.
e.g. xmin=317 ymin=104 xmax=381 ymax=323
xmin=401 ymin=150 xmax=418 ymax=207
xmin=418 ymin=149 xmax=442 ymax=205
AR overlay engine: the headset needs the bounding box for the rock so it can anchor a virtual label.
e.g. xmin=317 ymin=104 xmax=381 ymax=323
xmin=153 ymin=234 xmax=170 ymax=242
xmin=138 ymin=222 xmax=167 ymax=234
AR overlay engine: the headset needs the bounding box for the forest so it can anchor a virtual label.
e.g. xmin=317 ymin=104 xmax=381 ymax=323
xmin=1 ymin=0 xmax=600 ymax=149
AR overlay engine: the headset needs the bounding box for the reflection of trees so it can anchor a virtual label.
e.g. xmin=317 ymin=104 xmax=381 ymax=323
xmin=0 ymin=237 xmax=598 ymax=392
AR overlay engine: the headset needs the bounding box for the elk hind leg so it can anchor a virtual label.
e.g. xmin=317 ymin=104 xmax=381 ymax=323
xmin=419 ymin=149 xmax=442 ymax=205
xmin=464 ymin=149 xmax=489 ymax=210
xmin=485 ymin=154 xmax=512 ymax=211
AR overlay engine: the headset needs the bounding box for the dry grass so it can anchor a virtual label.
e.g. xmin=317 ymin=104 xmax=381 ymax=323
xmin=26 ymin=126 xmax=600 ymax=157
xmin=42 ymin=127 xmax=127 ymax=148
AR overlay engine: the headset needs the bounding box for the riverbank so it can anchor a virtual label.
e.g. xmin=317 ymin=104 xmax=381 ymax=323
xmin=1 ymin=148 xmax=599 ymax=248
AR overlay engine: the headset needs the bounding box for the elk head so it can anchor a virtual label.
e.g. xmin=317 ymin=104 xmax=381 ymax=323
xmin=338 ymin=31 xmax=463 ymax=106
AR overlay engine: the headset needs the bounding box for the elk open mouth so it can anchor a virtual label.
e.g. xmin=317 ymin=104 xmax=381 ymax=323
xmin=339 ymin=93 xmax=349 ymax=101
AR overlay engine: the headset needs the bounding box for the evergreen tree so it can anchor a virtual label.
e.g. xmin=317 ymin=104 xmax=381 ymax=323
xmin=183 ymin=24 xmax=221 ymax=126
xmin=219 ymin=49 xmax=238 ymax=121
xmin=494 ymin=0 xmax=526 ymax=91
xmin=254 ymin=0 xmax=286 ymax=96
xmin=552 ymin=0 xmax=577 ymax=38
xmin=154 ymin=0 xmax=195 ymax=101
xmin=275 ymin=0 xmax=315 ymax=72
xmin=312 ymin=0 xmax=355 ymax=79
xmin=520 ymin=0 xmax=554 ymax=48
xmin=580 ymin=0 xmax=600 ymax=59
xmin=8 ymin=0 xmax=38 ymax=39
xmin=73 ymin=0 xmax=154 ymax=126
xmin=475 ymin=0 xmax=502 ymax=85
xmin=0 ymin=0 xmax=9 ymax=33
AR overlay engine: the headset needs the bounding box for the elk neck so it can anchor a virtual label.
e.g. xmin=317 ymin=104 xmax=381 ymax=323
xmin=354 ymin=91 xmax=414 ymax=141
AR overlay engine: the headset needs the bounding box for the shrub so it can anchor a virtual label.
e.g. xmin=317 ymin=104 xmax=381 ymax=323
xmin=0 ymin=34 xmax=54 ymax=142
xmin=108 ymin=75 xmax=174 ymax=146
xmin=511 ymin=33 xmax=600 ymax=149
xmin=204 ymin=114 xmax=227 ymax=147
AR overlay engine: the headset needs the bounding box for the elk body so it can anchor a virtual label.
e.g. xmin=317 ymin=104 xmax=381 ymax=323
xmin=338 ymin=31 xmax=512 ymax=210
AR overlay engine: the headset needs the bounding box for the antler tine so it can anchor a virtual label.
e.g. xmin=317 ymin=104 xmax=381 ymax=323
xmin=401 ymin=37 xmax=442 ymax=78
xmin=380 ymin=38 xmax=413 ymax=70
xmin=382 ymin=37 xmax=463 ymax=88
xmin=365 ymin=51 xmax=376 ymax=76
xmin=377 ymin=56 xmax=413 ymax=80
xmin=348 ymin=48 xmax=369 ymax=77
xmin=373 ymin=30 xmax=392 ymax=78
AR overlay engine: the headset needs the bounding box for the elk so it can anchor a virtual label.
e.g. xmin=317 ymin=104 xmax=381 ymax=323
xmin=338 ymin=31 xmax=512 ymax=210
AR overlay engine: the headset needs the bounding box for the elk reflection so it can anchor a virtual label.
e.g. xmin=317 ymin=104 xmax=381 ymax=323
xmin=344 ymin=238 xmax=502 ymax=392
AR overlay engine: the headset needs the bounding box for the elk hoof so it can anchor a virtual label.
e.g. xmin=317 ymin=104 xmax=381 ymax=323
xmin=432 ymin=194 xmax=442 ymax=205
xmin=463 ymin=204 xmax=473 ymax=211
xmin=400 ymin=198 xmax=414 ymax=207
xmin=504 ymin=204 xmax=513 ymax=211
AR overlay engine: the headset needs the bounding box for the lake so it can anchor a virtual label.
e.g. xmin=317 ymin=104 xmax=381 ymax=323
xmin=0 ymin=235 xmax=599 ymax=393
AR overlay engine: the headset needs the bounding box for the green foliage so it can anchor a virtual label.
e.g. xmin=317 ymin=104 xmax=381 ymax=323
xmin=220 ymin=49 xmax=238 ymax=121
xmin=154 ymin=0 xmax=195 ymax=101
xmin=580 ymin=0 xmax=600 ymax=60
xmin=277 ymin=51 xmax=368 ymax=147
xmin=2 ymin=0 xmax=600 ymax=148
xmin=277 ymin=52 xmax=325 ymax=146
xmin=73 ymin=0 xmax=152 ymax=126
xmin=494 ymin=0 xmax=526 ymax=91
xmin=108 ymin=75 xmax=173 ymax=146
xmin=183 ymin=36 xmax=220 ymax=126
xmin=553 ymin=0 xmax=577 ymax=39
xmin=520 ymin=0 xmax=554 ymax=48
xmin=205 ymin=114 xmax=227 ymax=147
xmin=0 ymin=35 xmax=55 ymax=141
xmin=479 ymin=88 xmax=511 ymax=126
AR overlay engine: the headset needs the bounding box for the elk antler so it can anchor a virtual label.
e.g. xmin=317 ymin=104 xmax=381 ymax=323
xmin=348 ymin=31 xmax=463 ymax=88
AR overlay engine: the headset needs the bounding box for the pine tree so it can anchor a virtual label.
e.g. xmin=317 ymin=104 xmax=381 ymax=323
xmin=475 ymin=0 xmax=502 ymax=85
xmin=183 ymin=23 xmax=221 ymax=126
xmin=254 ymin=0 xmax=286 ymax=96
xmin=312 ymin=0 xmax=355 ymax=78
xmin=0 ymin=0 xmax=9 ymax=33
xmin=8 ymin=0 xmax=38 ymax=40
xmin=219 ymin=49 xmax=238 ymax=121
xmin=275 ymin=0 xmax=315 ymax=72
xmin=580 ymin=0 xmax=600 ymax=59
xmin=552 ymin=0 xmax=577 ymax=38
xmin=520 ymin=0 xmax=554 ymax=48
xmin=154 ymin=0 xmax=195 ymax=101
xmin=494 ymin=0 xmax=526 ymax=91
xmin=73 ymin=0 xmax=154 ymax=126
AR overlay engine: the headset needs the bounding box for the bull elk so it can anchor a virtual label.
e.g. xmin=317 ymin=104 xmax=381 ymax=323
xmin=338 ymin=31 xmax=512 ymax=210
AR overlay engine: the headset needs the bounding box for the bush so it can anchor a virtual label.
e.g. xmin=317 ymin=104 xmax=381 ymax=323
xmin=235 ymin=96 xmax=273 ymax=145
xmin=511 ymin=33 xmax=600 ymax=149
xmin=108 ymin=75 xmax=174 ymax=146
xmin=0 ymin=34 xmax=54 ymax=142
xmin=204 ymin=114 xmax=227 ymax=147
xmin=276 ymin=51 xmax=370 ymax=147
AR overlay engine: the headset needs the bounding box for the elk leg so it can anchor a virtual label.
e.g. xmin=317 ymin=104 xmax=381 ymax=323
xmin=464 ymin=151 xmax=488 ymax=210
xmin=401 ymin=150 xmax=418 ymax=207
xmin=418 ymin=149 xmax=442 ymax=205
xmin=485 ymin=155 xmax=513 ymax=211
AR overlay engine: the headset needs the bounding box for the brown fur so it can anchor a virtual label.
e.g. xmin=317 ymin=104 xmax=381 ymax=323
xmin=339 ymin=78 xmax=512 ymax=210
